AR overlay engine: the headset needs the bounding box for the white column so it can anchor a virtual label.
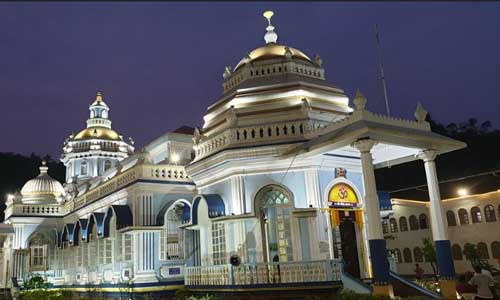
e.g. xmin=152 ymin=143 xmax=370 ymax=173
xmin=231 ymin=175 xmax=246 ymax=214
xmin=304 ymin=169 xmax=321 ymax=207
xmin=417 ymin=150 xmax=448 ymax=241
xmin=132 ymin=232 xmax=157 ymax=283
xmin=352 ymin=139 xmax=383 ymax=240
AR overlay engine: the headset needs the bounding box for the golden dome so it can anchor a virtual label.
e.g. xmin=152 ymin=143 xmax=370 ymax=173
xmin=234 ymin=44 xmax=312 ymax=71
xmin=73 ymin=127 xmax=121 ymax=141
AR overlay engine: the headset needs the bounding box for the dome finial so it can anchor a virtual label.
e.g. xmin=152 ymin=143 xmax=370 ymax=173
xmin=95 ymin=91 xmax=103 ymax=102
xmin=263 ymin=10 xmax=278 ymax=44
xmin=39 ymin=160 xmax=48 ymax=174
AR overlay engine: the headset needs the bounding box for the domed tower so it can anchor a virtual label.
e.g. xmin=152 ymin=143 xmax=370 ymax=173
xmin=61 ymin=92 xmax=134 ymax=183
xmin=20 ymin=161 xmax=65 ymax=204
xmin=192 ymin=11 xmax=352 ymax=162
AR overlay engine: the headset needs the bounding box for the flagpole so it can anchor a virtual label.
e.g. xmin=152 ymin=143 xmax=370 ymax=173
xmin=375 ymin=23 xmax=391 ymax=116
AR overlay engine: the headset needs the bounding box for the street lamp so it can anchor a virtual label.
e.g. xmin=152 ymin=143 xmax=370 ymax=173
xmin=457 ymin=188 xmax=469 ymax=197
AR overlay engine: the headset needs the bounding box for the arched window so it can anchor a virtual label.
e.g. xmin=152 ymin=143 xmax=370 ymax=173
xmin=399 ymin=217 xmax=408 ymax=232
xmin=394 ymin=249 xmax=402 ymax=263
xmin=104 ymin=160 xmax=112 ymax=172
xmin=491 ymin=241 xmax=500 ymax=259
xmin=403 ymin=248 xmax=412 ymax=263
xmin=452 ymin=244 xmax=463 ymax=260
xmin=446 ymin=211 xmax=457 ymax=226
xmin=257 ymin=185 xmax=294 ymax=262
xmin=471 ymin=207 xmax=482 ymax=223
xmin=160 ymin=202 xmax=187 ymax=261
xmin=81 ymin=161 xmax=88 ymax=176
xmin=478 ymin=242 xmax=489 ymax=259
xmin=458 ymin=208 xmax=469 ymax=225
xmin=413 ymin=247 xmax=424 ymax=263
xmin=409 ymin=215 xmax=419 ymax=231
xmin=382 ymin=220 xmax=389 ymax=234
xmin=484 ymin=205 xmax=496 ymax=222
xmin=29 ymin=233 xmax=48 ymax=271
xmin=419 ymin=214 xmax=429 ymax=229
xmin=389 ymin=218 xmax=398 ymax=233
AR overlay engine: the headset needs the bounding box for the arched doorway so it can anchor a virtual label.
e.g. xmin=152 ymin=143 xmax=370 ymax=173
xmin=328 ymin=181 xmax=362 ymax=278
xmin=256 ymin=185 xmax=294 ymax=263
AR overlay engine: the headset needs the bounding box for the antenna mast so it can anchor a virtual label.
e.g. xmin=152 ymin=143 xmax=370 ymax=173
xmin=375 ymin=24 xmax=391 ymax=116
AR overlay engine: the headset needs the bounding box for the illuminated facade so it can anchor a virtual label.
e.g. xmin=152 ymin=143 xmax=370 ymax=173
xmin=1 ymin=11 xmax=466 ymax=299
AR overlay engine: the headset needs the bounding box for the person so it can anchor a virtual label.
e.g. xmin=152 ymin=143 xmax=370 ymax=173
xmin=456 ymin=273 xmax=477 ymax=300
xmin=272 ymin=254 xmax=281 ymax=283
xmin=414 ymin=263 xmax=424 ymax=280
xmin=469 ymin=265 xmax=495 ymax=300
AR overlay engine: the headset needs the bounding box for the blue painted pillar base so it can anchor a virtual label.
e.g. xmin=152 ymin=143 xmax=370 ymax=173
xmin=369 ymin=239 xmax=390 ymax=285
xmin=435 ymin=240 xmax=455 ymax=279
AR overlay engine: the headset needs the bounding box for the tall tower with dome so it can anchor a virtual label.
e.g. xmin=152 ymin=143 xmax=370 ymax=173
xmin=60 ymin=92 xmax=134 ymax=183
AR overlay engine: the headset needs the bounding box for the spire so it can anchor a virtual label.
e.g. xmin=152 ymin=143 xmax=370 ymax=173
xmin=39 ymin=160 xmax=48 ymax=174
xmin=87 ymin=91 xmax=111 ymax=128
xmin=263 ymin=10 xmax=278 ymax=44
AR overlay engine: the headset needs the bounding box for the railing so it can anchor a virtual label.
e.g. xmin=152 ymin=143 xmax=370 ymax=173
xmin=72 ymin=163 xmax=192 ymax=209
xmin=185 ymin=259 xmax=342 ymax=286
xmin=5 ymin=204 xmax=65 ymax=219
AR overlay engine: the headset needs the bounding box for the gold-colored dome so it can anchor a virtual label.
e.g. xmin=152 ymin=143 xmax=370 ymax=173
xmin=73 ymin=127 xmax=121 ymax=141
xmin=234 ymin=44 xmax=312 ymax=71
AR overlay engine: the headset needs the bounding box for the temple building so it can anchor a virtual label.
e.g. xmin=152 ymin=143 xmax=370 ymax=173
xmin=0 ymin=11 xmax=467 ymax=299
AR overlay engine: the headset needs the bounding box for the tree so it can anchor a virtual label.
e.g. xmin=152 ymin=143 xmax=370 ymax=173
xmin=422 ymin=238 xmax=437 ymax=277
xmin=462 ymin=243 xmax=490 ymax=269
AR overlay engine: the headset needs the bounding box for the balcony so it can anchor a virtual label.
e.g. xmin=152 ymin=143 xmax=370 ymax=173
xmin=185 ymin=259 xmax=342 ymax=287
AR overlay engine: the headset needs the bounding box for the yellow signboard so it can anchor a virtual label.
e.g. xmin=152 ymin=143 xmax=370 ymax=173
xmin=328 ymin=183 xmax=358 ymax=207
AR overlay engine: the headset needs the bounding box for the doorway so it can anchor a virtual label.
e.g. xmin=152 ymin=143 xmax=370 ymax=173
xmin=339 ymin=211 xmax=361 ymax=278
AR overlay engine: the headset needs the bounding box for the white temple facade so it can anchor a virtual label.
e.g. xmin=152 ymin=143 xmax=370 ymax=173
xmin=0 ymin=11 xmax=466 ymax=299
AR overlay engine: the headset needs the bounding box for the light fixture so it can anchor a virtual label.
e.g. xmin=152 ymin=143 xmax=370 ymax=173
xmin=170 ymin=153 xmax=180 ymax=164
xmin=457 ymin=188 xmax=469 ymax=197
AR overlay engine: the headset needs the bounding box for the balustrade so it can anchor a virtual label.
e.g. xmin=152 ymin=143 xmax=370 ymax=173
xmin=185 ymin=259 xmax=341 ymax=286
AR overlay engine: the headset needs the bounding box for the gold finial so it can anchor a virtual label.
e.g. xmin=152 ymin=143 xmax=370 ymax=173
xmin=41 ymin=160 xmax=47 ymax=166
xmin=39 ymin=160 xmax=48 ymax=174
xmin=263 ymin=10 xmax=274 ymax=25
xmin=96 ymin=91 xmax=103 ymax=102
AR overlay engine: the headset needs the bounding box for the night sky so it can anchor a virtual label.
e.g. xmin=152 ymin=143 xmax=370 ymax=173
xmin=1 ymin=2 xmax=499 ymax=158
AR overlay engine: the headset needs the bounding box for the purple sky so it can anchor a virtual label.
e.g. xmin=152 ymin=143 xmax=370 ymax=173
xmin=1 ymin=2 xmax=499 ymax=158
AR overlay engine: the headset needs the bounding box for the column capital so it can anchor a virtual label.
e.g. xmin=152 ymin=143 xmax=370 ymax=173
xmin=416 ymin=149 xmax=438 ymax=162
xmin=352 ymin=138 xmax=376 ymax=153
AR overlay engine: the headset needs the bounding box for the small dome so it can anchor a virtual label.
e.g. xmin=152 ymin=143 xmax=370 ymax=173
xmin=234 ymin=44 xmax=312 ymax=71
xmin=73 ymin=127 xmax=121 ymax=141
xmin=21 ymin=162 xmax=65 ymax=203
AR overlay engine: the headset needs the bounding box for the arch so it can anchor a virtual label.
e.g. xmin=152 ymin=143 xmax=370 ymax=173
xmin=399 ymin=216 xmax=408 ymax=232
xmin=471 ymin=206 xmax=482 ymax=223
xmin=389 ymin=218 xmax=398 ymax=233
xmin=103 ymin=205 xmax=133 ymax=237
xmin=78 ymin=219 xmax=88 ymax=242
xmin=409 ymin=215 xmax=419 ymax=231
xmin=322 ymin=177 xmax=363 ymax=209
xmin=255 ymin=184 xmax=294 ymax=262
xmin=484 ymin=205 xmax=496 ymax=222
xmin=157 ymin=199 xmax=191 ymax=226
xmin=190 ymin=194 xmax=225 ymax=227
xmin=382 ymin=221 xmax=389 ymax=234
xmin=491 ymin=241 xmax=500 ymax=259
xmin=86 ymin=212 xmax=105 ymax=240
xmin=413 ymin=247 xmax=424 ymax=263
xmin=403 ymin=248 xmax=412 ymax=263
xmin=419 ymin=214 xmax=428 ymax=229
xmin=478 ymin=242 xmax=489 ymax=259
xmin=452 ymin=244 xmax=463 ymax=260
xmin=254 ymin=184 xmax=294 ymax=213
xmin=446 ymin=210 xmax=457 ymax=226
xmin=160 ymin=200 xmax=191 ymax=261
xmin=458 ymin=208 xmax=469 ymax=225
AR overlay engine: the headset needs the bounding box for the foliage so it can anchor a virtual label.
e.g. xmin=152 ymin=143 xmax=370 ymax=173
xmin=414 ymin=278 xmax=440 ymax=293
xmin=175 ymin=287 xmax=194 ymax=300
xmin=422 ymin=238 xmax=437 ymax=276
xmin=462 ymin=243 xmax=491 ymax=269
xmin=24 ymin=274 xmax=49 ymax=289
xmin=337 ymin=289 xmax=372 ymax=300
xmin=18 ymin=290 xmax=68 ymax=300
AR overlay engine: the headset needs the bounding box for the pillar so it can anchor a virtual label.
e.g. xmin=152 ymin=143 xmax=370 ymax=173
xmin=132 ymin=232 xmax=158 ymax=283
xmin=417 ymin=150 xmax=456 ymax=300
xmin=353 ymin=139 xmax=393 ymax=297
